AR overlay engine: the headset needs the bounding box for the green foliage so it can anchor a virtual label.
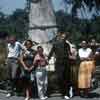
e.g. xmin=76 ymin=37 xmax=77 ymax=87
xmin=0 ymin=5 xmax=100 ymax=44
xmin=0 ymin=9 xmax=28 ymax=40
xmin=55 ymin=10 xmax=100 ymax=44
xmin=64 ymin=0 xmax=100 ymax=16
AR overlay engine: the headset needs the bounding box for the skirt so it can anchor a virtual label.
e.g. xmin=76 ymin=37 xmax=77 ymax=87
xmin=78 ymin=60 xmax=95 ymax=89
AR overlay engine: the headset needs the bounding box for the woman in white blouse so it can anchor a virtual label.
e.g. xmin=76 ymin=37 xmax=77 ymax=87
xmin=78 ymin=40 xmax=95 ymax=98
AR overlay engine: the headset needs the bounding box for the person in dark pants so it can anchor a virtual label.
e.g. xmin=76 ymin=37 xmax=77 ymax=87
xmin=48 ymin=32 xmax=72 ymax=99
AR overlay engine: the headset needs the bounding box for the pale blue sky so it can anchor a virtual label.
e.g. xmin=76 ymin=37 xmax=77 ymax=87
xmin=0 ymin=0 xmax=64 ymax=14
xmin=0 ymin=0 xmax=95 ymax=19
xmin=0 ymin=0 xmax=26 ymax=14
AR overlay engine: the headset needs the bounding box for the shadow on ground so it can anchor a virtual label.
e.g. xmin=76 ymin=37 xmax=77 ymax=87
xmin=88 ymin=92 xmax=100 ymax=98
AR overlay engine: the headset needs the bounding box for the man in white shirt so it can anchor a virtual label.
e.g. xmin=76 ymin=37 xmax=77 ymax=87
xmin=6 ymin=36 xmax=24 ymax=97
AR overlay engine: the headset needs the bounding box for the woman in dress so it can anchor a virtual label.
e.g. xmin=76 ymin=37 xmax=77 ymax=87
xmin=78 ymin=40 xmax=95 ymax=98
xmin=20 ymin=40 xmax=36 ymax=100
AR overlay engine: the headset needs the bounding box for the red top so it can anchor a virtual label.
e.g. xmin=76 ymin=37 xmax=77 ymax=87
xmin=33 ymin=53 xmax=47 ymax=67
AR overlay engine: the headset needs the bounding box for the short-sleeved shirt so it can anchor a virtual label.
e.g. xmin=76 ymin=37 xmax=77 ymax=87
xmin=7 ymin=41 xmax=24 ymax=58
xmin=78 ymin=48 xmax=92 ymax=59
xmin=34 ymin=53 xmax=47 ymax=67
xmin=23 ymin=48 xmax=36 ymax=68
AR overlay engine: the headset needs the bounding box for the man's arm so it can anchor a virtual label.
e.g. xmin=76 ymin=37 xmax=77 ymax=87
xmin=65 ymin=42 xmax=72 ymax=57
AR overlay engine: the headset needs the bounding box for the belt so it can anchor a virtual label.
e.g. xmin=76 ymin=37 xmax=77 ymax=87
xmin=8 ymin=57 xmax=18 ymax=60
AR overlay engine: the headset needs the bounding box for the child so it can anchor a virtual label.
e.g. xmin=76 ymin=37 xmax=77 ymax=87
xmin=34 ymin=46 xmax=48 ymax=100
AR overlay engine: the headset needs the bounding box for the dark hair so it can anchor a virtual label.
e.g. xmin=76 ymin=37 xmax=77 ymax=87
xmin=24 ymin=40 xmax=33 ymax=46
xmin=37 ymin=46 xmax=43 ymax=50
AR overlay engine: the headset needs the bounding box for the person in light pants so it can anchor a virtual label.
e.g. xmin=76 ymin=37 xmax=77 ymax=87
xmin=35 ymin=67 xmax=48 ymax=99
xmin=6 ymin=36 xmax=25 ymax=97
xmin=33 ymin=46 xmax=48 ymax=100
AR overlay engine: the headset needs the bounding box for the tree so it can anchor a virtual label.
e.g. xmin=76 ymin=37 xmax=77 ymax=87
xmin=0 ymin=9 xmax=28 ymax=40
xmin=63 ymin=0 xmax=100 ymax=16
xmin=55 ymin=10 xmax=100 ymax=44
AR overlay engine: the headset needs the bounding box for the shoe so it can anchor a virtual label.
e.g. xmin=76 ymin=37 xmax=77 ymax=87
xmin=44 ymin=96 xmax=48 ymax=99
xmin=6 ymin=93 xmax=11 ymax=98
xmin=25 ymin=97 xmax=30 ymax=100
xmin=64 ymin=96 xmax=70 ymax=99
xmin=79 ymin=90 xmax=84 ymax=97
xmin=40 ymin=96 xmax=48 ymax=100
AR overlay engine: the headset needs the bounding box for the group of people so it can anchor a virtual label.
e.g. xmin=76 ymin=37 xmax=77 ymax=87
xmin=5 ymin=32 xmax=100 ymax=100
xmin=6 ymin=36 xmax=48 ymax=100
